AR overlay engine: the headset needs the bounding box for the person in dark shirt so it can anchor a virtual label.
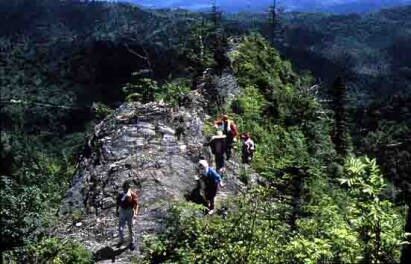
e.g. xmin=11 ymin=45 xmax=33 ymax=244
xmin=209 ymin=130 xmax=227 ymax=171
xmin=199 ymin=159 xmax=223 ymax=215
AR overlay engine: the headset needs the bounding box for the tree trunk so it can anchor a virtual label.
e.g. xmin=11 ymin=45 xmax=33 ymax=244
xmin=401 ymin=206 xmax=411 ymax=264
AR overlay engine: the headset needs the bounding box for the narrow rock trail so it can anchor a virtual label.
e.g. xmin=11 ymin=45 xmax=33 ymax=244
xmin=57 ymin=71 xmax=261 ymax=263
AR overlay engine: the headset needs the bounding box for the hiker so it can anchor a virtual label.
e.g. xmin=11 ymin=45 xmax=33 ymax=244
xmin=116 ymin=181 xmax=139 ymax=250
xmin=199 ymin=159 xmax=223 ymax=215
xmin=241 ymin=133 xmax=256 ymax=164
xmin=175 ymin=115 xmax=185 ymax=141
xmin=215 ymin=114 xmax=238 ymax=160
xmin=208 ymin=130 xmax=227 ymax=172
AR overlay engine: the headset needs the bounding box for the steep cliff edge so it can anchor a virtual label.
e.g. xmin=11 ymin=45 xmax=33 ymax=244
xmin=56 ymin=82 xmax=255 ymax=262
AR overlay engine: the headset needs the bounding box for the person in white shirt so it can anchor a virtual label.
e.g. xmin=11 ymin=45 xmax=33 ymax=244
xmin=241 ymin=133 xmax=255 ymax=164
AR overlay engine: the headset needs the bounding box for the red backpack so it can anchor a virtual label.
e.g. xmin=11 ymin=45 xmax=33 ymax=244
xmin=230 ymin=122 xmax=238 ymax=138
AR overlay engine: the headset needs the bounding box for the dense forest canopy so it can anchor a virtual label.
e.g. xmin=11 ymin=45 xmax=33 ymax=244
xmin=0 ymin=0 xmax=410 ymax=263
xmin=130 ymin=0 xmax=411 ymax=13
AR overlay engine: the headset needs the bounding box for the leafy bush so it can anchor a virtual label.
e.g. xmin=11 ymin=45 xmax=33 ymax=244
xmin=92 ymin=102 xmax=113 ymax=120
xmin=0 ymin=132 xmax=85 ymax=251
xmin=155 ymin=78 xmax=191 ymax=107
xmin=124 ymin=75 xmax=192 ymax=107
xmin=123 ymin=76 xmax=160 ymax=103
xmin=338 ymin=157 xmax=404 ymax=263
xmin=25 ymin=238 xmax=93 ymax=264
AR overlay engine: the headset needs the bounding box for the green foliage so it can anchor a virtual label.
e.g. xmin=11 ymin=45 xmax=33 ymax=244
xmin=145 ymin=166 xmax=403 ymax=264
xmin=123 ymin=76 xmax=160 ymax=103
xmin=123 ymin=75 xmax=192 ymax=106
xmin=178 ymin=19 xmax=218 ymax=72
xmin=230 ymin=35 xmax=333 ymax=173
xmin=339 ymin=156 xmax=404 ymax=263
xmin=1 ymin=2 xmax=408 ymax=262
xmin=155 ymin=78 xmax=191 ymax=107
xmin=331 ymin=77 xmax=352 ymax=158
xmin=23 ymin=237 xmax=93 ymax=264
xmin=92 ymin=102 xmax=113 ymax=120
xmin=142 ymin=35 xmax=404 ymax=264
xmin=4 ymin=237 xmax=93 ymax=264
xmin=235 ymin=85 xmax=267 ymax=122
xmin=143 ymin=191 xmax=292 ymax=264
xmin=0 ymin=131 xmax=86 ymax=251
xmin=231 ymin=34 xmax=323 ymax=126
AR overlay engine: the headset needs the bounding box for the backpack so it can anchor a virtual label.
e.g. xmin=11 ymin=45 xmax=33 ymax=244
xmin=229 ymin=122 xmax=238 ymax=138
xmin=119 ymin=191 xmax=138 ymax=209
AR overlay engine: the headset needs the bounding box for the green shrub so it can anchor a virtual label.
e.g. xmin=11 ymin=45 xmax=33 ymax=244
xmin=141 ymin=34 xmax=405 ymax=264
xmin=155 ymin=78 xmax=191 ymax=107
xmin=26 ymin=237 xmax=93 ymax=264
xmin=92 ymin=102 xmax=113 ymax=120
xmin=123 ymin=77 xmax=160 ymax=103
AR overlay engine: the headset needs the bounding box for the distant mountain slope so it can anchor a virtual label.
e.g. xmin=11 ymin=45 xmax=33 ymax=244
xmin=129 ymin=0 xmax=411 ymax=13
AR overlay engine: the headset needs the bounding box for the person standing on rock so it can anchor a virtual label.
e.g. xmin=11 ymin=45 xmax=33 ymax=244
xmin=208 ymin=130 xmax=227 ymax=172
xmin=199 ymin=160 xmax=223 ymax=215
xmin=175 ymin=115 xmax=186 ymax=141
xmin=116 ymin=180 xmax=139 ymax=250
xmin=215 ymin=114 xmax=238 ymax=160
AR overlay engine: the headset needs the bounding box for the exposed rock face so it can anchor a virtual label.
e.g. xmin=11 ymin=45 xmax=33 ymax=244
xmin=57 ymin=89 xmax=252 ymax=263
xmin=198 ymin=69 xmax=241 ymax=111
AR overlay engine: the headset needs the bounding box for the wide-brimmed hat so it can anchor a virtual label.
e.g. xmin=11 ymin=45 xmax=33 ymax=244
xmin=212 ymin=130 xmax=226 ymax=139
xmin=199 ymin=160 xmax=209 ymax=168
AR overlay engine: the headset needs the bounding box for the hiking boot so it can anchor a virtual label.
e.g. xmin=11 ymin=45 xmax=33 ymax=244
xmin=129 ymin=242 xmax=136 ymax=251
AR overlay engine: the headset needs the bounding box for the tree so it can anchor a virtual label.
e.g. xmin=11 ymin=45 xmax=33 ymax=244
xmin=210 ymin=0 xmax=221 ymax=29
xmin=209 ymin=1 xmax=228 ymax=74
xmin=331 ymin=77 xmax=352 ymax=158
xmin=267 ymin=0 xmax=284 ymax=45
xmin=268 ymin=0 xmax=278 ymax=43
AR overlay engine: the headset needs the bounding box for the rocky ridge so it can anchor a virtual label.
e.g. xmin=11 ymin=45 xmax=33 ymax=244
xmin=57 ymin=75 xmax=260 ymax=263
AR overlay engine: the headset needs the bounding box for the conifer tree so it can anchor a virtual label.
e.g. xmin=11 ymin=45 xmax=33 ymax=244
xmin=210 ymin=0 xmax=221 ymax=29
xmin=209 ymin=0 xmax=229 ymax=74
xmin=331 ymin=77 xmax=352 ymax=157
xmin=269 ymin=0 xmax=278 ymax=43
xmin=267 ymin=0 xmax=283 ymax=44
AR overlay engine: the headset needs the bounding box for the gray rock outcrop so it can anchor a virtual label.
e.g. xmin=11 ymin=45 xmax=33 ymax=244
xmin=56 ymin=88 xmax=254 ymax=263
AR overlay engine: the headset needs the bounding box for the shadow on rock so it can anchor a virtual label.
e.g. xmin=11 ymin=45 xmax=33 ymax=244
xmin=185 ymin=179 xmax=208 ymax=207
xmin=93 ymin=246 xmax=129 ymax=263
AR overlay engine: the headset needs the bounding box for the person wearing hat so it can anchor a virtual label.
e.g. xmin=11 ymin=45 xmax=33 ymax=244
xmin=216 ymin=114 xmax=238 ymax=160
xmin=209 ymin=130 xmax=227 ymax=172
xmin=199 ymin=159 xmax=223 ymax=215
xmin=116 ymin=180 xmax=139 ymax=250
xmin=241 ymin=132 xmax=256 ymax=164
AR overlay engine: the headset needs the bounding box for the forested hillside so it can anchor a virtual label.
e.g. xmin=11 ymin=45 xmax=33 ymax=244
xmin=130 ymin=0 xmax=411 ymax=13
xmin=1 ymin=1 xmax=410 ymax=263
